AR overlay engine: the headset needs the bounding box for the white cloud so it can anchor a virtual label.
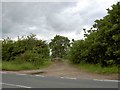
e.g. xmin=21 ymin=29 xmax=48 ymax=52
xmin=2 ymin=0 xmax=119 ymax=42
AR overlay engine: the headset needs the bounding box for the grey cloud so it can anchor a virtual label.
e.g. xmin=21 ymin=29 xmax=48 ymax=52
xmin=2 ymin=1 xmax=119 ymax=40
xmin=2 ymin=2 xmax=77 ymax=39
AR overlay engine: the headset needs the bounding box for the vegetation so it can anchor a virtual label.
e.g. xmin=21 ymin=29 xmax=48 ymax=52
xmin=1 ymin=2 xmax=119 ymax=74
xmin=2 ymin=60 xmax=51 ymax=71
xmin=49 ymin=35 xmax=70 ymax=59
xmin=76 ymin=62 xmax=118 ymax=74
xmin=69 ymin=2 xmax=120 ymax=68
xmin=2 ymin=34 xmax=50 ymax=70
xmin=0 ymin=60 xmax=1 ymax=70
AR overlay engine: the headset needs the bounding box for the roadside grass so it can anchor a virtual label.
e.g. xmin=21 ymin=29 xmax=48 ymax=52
xmin=56 ymin=59 xmax=119 ymax=74
xmin=68 ymin=60 xmax=119 ymax=74
xmin=75 ymin=62 xmax=119 ymax=74
xmin=2 ymin=60 xmax=52 ymax=71
xmin=0 ymin=60 xmax=2 ymax=70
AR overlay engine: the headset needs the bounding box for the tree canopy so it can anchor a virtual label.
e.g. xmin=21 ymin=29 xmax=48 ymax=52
xmin=2 ymin=34 xmax=50 ymax=65
xmin=69 ymin=2 xmax=120 ymax=67
xmin=49 ymin=35 xmax=70 ymax=59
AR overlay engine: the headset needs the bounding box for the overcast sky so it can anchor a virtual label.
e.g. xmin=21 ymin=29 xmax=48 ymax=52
xmin=1 ymin=0 xmax=119 ymax=42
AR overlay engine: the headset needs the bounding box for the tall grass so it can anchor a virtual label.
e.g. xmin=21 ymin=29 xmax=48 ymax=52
xmin=77 ymin=62 xmax=119 ymax=74
xmin=0 ymin=61 xmax=2 ymax=70
xmin=2 ymin=60 xmax=51 ymax=71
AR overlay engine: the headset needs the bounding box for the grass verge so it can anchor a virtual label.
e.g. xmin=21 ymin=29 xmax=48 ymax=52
xmin=2 ymin=60 xmax=51 ymax=71
xmin=74 ymin=62 xmax=119 ymax=74
xmin=0 ymin=61 xmax=1 ymax=70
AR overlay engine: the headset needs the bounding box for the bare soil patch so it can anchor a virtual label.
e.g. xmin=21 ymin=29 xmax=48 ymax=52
xmin=17 ymin=61 xmax=119 ymax=80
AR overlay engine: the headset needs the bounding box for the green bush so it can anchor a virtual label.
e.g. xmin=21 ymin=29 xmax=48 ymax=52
xmin=69 ymin=40 xmax=84 ymax=63
xmin=69 ymin=2 xmax=120 ymax=67
xmin=14 ymin=50 xmax=45 ymax=65
xmin=2 ymin=34 xmax=50 ymax=69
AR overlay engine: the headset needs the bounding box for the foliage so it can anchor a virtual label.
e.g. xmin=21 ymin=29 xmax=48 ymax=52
xmin=2 ymin=34 xmax=50 ymax=66
xmin=69 ymin=2 xmax=120 ymax=67
xmin=49 ymin=35 xmax=70 ymax=59
xmin=2 ymin=60 xmax=51 ymax=71
xmin=76 ymin=62 xmax=119 ymax=74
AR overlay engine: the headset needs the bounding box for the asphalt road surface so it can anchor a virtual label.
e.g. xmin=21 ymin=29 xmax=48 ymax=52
xmin=1 ymin=73 xmax=119 ymax=88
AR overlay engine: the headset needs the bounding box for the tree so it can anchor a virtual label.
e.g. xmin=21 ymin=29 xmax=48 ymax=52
xmin=92 ymin=2 xmax=120 ymax=66
xmin=2 ymin=34 xmax=50 ymax=65
xmin=69 ymin=40 xmax=85 ymax=63
xmin=49 ymin=35 xmax=70 ymax=59
xmin=69 ymin=2 xmax=120 ymax=67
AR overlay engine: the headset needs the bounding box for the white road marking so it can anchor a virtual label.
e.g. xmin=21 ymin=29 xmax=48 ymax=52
xmin=0 ymin=83 xmax=32 ymax=88
xmin=65 ymin=77 xmax=77 ymax=80
xmin=93 ymin=79 xmax=120 ymax=82
xmin=60 ymin=77 xmax=76 ymax=80
xmin=35 ymin=75 xmax=45 ymax=77
xmin=93 ymin=79 xmax=104 ymax=81
xmin=16 ymin=74 xmax=27 ymax=76
xmin=103 ymin=79 xmax=120 ymax=82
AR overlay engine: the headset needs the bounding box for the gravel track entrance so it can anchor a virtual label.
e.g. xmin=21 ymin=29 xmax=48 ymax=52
xmin=17 ymin=61 xmax=119 ymax=80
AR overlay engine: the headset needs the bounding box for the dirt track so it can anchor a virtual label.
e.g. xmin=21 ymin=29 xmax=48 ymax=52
xmin=17 ymin=61 xmax=119 ymax=80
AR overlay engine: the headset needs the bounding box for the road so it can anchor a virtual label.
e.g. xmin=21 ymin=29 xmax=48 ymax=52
xmin=1 ymin=72 xmax=119 ymax=88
